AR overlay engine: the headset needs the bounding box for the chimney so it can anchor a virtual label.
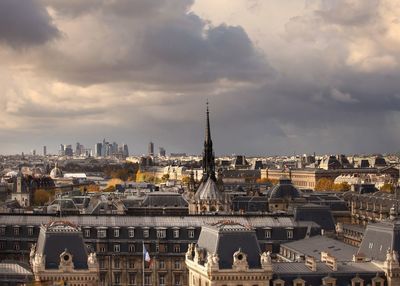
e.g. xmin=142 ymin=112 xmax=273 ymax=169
xmin=305 ymin=255 xmax=317 ymax=272
xmin=322 ymin=252 xmax=337 ymax=271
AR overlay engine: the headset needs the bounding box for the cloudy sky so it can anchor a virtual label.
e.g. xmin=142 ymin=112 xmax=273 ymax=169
xmin=1 ymin=0 xmax=400 ymax=156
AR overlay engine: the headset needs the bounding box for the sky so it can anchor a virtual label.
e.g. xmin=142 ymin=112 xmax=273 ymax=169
xmin=1 ymin=0 xmax=400 ymax=156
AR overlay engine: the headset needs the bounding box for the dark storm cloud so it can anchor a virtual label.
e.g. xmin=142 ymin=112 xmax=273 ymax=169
xmin=37 ymin=0 xmax=270 ymax=87
xmin=0 ymin=0 xmax=59 ymax=47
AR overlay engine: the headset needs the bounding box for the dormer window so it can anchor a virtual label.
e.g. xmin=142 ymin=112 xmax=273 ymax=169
xmin=188 ymin=228 xmax=195 ymax=238
xmin=156 ymin=228 xmax=166 ymax=239
xmin=264 ymin=228 xmax=272 ymax=238
xmin=13 ymin=226 xmax=20 ymax=236
xmin=113 ymin=228 xmax=120 ymax=238
xmin=143 ymin=228 xmax=149 ymax=238
xmin=128 ymin=227 xmax=135 ymax=238
xmin=173 ymin=228 xmax=180 ymax=238
xmin=286 ymin=227 xmax=293 ymax=239
xmin=97 ymin=228 xmax=107 ymax=238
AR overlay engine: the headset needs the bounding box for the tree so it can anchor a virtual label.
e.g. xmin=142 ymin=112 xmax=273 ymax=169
xmin=380 ymin=183 xmax=394 ymax=193
xmin=333 ymin=182 xmax=351 ymax=192
xmin=161 ymin=174 xmax=170 ymax=182
xmin=34 ymin=189 xmax=50 ymax=206
xmin=315 ymin=178 xmax=335 ymax=191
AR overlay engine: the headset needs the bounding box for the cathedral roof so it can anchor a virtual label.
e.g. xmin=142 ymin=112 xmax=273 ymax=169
xmin=194 ymin=177 xmax=223 ymax=201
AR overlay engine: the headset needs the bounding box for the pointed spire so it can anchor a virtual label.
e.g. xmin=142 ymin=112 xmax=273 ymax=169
xmin=205 ymin=100 xmax=211 ymax=144
xmin=202 ymin=101 xmax=216 ymax=182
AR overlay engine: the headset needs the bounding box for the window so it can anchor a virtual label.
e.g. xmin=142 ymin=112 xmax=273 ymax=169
xmin=174 ymin=244 xmax=180 ymax=253
xmin=14 ymin=243 xmax=20 ymax=251
xmin=174 ymin=274 xmax=181 ymax=286
xmin=13 ymin=227 xmax=20 ymax=236
xmin=114 ymin=272 xmax=121 ymax=284
xmin=114 ymin=244 xmax=120 ymax=252
xmin=143 ymin=228 xmax=149 ymax=238
xmin=0 ymin=242 xmax=5 ymax=249
xmin=157 ymin=229 xmax=166 ymax=239
xmin=99 ymin=244 xmax=106 ymax=253
xmin=287 ymin=229 xmax=293 ymax=239
xmin=158 ymin=260 xmax=165 ymax=269
xmin=114 ymin=258 xmax=120 ymax=268
xmin=188 ymin=229 xmax=195 ymax=238
xmin=0 ymin=226 xmax=5 ymax=236
xmin=99 ymin=258 xmax=105 ymax=269
xmin=129 ymin=244 xmax=136 ymax=253
xmin=174 ymin=260 xmax=181 ymax=269
xmin=173 ymin=229 xmax=180 ymax=238
xmin=128 ymin=259 xmax=135 ymax=269
xmin=145 ymin=274 xmax=152 ymax=285
xmin=114 ymin=228 xmax=120 ymax=238
xmin=27 ymin=226 xmax=34 ymax=236
xmin=265 ymin=229 xmax=271 ymax=238
xmin=84 ymin=228 xmax=90 ymax=238
xmin=129 ymin=228 xmax=135 ymax=238
xmin=129 ymin=273 xmax=136 ymax=285
xmin=159 ymin=274 xmax=166 ymax=286
xmin=97 ymin=228 xmax=107 ymax=238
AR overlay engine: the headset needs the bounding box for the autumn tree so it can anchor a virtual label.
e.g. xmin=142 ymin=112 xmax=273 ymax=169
xmin=315 ymin=178 xmax=335 ymax=191
xmin=380 ymin=183 xmax=394 ymax=193
xmin=34 ymin=189 xmax=50 ymax=206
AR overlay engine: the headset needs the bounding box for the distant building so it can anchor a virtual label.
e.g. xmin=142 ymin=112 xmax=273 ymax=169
xmin=159 ymin=147 xmax=166 ymax=157
xmin=43 ymin=146 xmax=47 ymax=156
xmin=148 ymin=141 xmax=154 ymax=156
xmin=94 ymin=143 xmax=102 ymax=157
xmin=122 ymin=144 xmax=129 ymax=157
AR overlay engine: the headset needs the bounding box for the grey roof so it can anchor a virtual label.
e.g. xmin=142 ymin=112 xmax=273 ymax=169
xmin=357 ymin=219 xmax=400 ymax=261
xmin=281 ymin=235 xmax=358 ymax=261
xmin=194 ymin=177 xmax=224 ymax=201
xmin=269 ymin=179 xmax=301 ymax=199
xmin=197 ymin=222 xmax=261 ymax=269
xmin=294 ymin=204 xmax=336 ymax=231
xmin=0 ymin=263 xmax=32 ymax=275
xmin=0 ymin=214 xmax=317 ymax=229
xmin=35 ymin=221 xmax=89 ymax=269
xmin=273 ymin=261 xmax=383 ymax=274
xmin=142 ymin=192 xmax=188 ymax=208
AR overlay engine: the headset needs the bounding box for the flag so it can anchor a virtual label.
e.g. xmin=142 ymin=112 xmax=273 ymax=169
xmin=143 ymin=244 xmax=151 ymax=263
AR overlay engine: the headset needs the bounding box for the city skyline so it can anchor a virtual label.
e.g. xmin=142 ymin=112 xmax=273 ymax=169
xmin=1 ymin=0 xmax=400 ymax=155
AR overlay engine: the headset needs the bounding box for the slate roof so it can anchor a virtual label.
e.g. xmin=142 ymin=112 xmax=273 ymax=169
xmin=142 ymin=192 xmax=188 ymax=207
xmin=281 ymin=235 xmax=358 ymax=261
xmin=272 ymin=261 xmax=384 ymax=286
xmin=194 ymin=177 xmax=224 ymax=201
xmin=197 ymin=222 xmax=261 ymax=269
xmin=0 ymin=214 xmax=319 ymax=229
xmin=35 ymin=221 xmax=89 ymax=269
xmin=357 ymin=219 xmax=400 ymax=261
xmin=294 ymin=204 xmax=336 ymax=231
xmin=269 ymin=179 xmax=301 ymax=199
xmin=0 ymin=262 xmax=32 ymax=275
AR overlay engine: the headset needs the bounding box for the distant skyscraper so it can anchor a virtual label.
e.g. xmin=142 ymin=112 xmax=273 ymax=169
xmin=159 ymin=147 xmax=166 ymax=157
xmin=64 ymin=145 xmax=73 ymax=157
xmin=43 ymin=146 xmax=47 ymax=156
xmin=59 ymin=144 xmax=65 ymax=156
xmin=122 ymin=144 xmax=129 ymax=158
xmin=75 ymin=142 xmax=83 ymax=156
xmin=31 ymin=149 xmax=36 ymax=156
xmin=148 ymin=141 xmax=154 ymax=156
xmin=94 ymin=143 xmax=102 ymax=157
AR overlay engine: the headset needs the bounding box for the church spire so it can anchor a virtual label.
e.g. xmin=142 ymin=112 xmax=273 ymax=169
xmin=203 ymin=101 xmax=216 ymax=182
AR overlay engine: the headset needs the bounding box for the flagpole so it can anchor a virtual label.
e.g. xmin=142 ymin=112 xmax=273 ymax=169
xmin=142 ymin=241 xmax=145 ymax=286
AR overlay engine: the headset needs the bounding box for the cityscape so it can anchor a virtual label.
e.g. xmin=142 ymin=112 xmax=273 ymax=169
xmin=1 ymin=1 xmax=400 ymax=286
